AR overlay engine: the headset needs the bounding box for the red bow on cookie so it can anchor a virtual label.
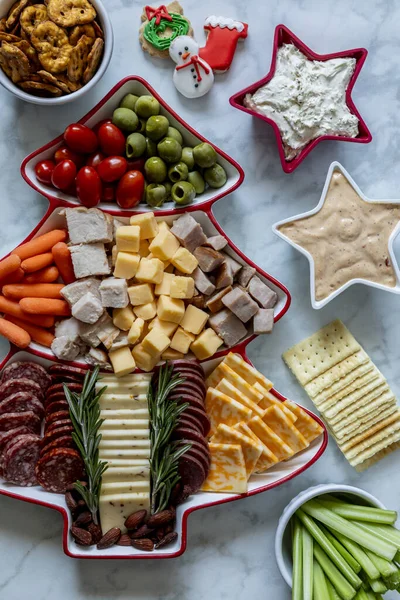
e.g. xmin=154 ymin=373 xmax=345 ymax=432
xmin=145 ymin=5 xmax=172 ymax=25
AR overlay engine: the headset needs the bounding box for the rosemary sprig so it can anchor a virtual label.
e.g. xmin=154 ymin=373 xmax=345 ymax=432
xmin=149 ymin=363 xmax=191 ymax=514
xmin=63 ymin=366 xmax=108 ymax=525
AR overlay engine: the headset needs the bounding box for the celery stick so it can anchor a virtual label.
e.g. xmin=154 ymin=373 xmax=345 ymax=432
xmin=364 ymin=549 xmax=398 ymax=578
xmin=296 ymin=509 xmax=362 ymax=588
xmin=302 ymin=500 xmax=397 ymax=560
xmin=302 ymin=526 xmax=313 ymax=600
xmin=321 ymin=525 xmax=362 ymax=574
xmin=292 ymin=517 xmax=303 ymax=600
xmin=368 ymin=578 xmax=387 ymax=593
xmin=326 ymin=577 xmax=342 ymax=600
xmin=313 ymin=559 xmax=330 ymax=600
xmin=314 ymin=543 xmax=357 ymax=600
xmin=350 ymin=520 xmax=400 ymax=548
xmin=328 ymin=529 xmax=380 ymax=580
xmin=354 ymin=588 xmax=370 ymax=599
xmin=317 ymin=498 xmax=397 ymax=525
xmin=395 ymin=549 xmax=400 ymax=564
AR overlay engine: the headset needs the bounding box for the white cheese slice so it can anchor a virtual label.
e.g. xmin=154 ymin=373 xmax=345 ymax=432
xmin=99 ymin=448 xmax=151 ymax=459
xmin=100 ymin=427 xmax=149 ymax=439
xmin=99 ymin=395 xmax=148 ymax=411
xmin=101 ymin=480 xmax=150 ymax=494
xmin=101 ymin=419 xmax=149 ymax=430
xmin=100 ymin=409 xmax=149 ymax=420
xmin=99 ymin=438 xmax=151 ymax=449
xmin=99 ymin=492 xmax=150 ymax=534
xmin=102 ymin=466 xmax=150 ymax=482
xmin=103 ymin=458 xmax=150 ymax=467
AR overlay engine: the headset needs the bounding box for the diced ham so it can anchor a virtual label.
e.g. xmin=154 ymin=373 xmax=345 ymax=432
xmin=238 ymin=266 xmax=256 ymax=287
xmin=192 ymin=267 xmax=216 ymax=295
xmin=222 ymin=287 xmax=259 ymax=323
xmin=191 ymin=291 xmax=206 ymax=309
xmin=205 ymin=235 xmax=227 ymax=251
xmin=193 ymin=247 xmax=225 ymax=272
xmin=205 ymin=286 xmax=233 ymax=313
xmin=248 ymin=276 xmax=278 ymax=308
xmin=214 ymin=262 xmax=234 ymax=289
xmin=208 ymin=309 xmax=247 ymax=347
xmin=253 ymin=309 xmax=274 ymax=334
xmin=222 ymin=253 xmax=242 ymax=278
xmin=170 ymin=214 xmax=207 ymax=252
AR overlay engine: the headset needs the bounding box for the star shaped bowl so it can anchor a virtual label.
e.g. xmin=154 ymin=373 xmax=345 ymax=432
xmin=272 ymin=161 xmax=400 ymax=309
xmin=229 ymin=25 xmax=372 ymax=173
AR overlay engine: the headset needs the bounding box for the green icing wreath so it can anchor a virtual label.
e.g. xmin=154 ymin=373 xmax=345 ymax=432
xmin=144 ymin=13 xmax=189 ymax=52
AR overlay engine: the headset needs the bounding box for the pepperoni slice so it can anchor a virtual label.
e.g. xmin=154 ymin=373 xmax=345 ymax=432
xmin=35 ymin=448 xmax=84 ymax=493
xmin=171 ymin=382 xmax=205 ymax=402
xmin=169 ymin=394 xmax=205 ymax=412
xmin=48 ymin=365 xmax=87 ymax=379
xmin=45 ymin=419 xmax=72 ymax=435
xmin=46 ymin=382 xmax=82 ymax=397
xmin=172 ymin=427 xmax=209 ymax=451
xmin=180 ymin=406 xmax=210 ymax=437
xmin=178 ymin=444 xmax=210 ymax=477
xmin=0 ymin=426 xmax=34 ymax=451
xmin=1 ymin=361 xmax=51 ymax=390
xmin=41 ymin=425 xmax=73 ymax=449
xmin=0 ymin=411 xmax=41 ymax=434
xmin=0 ymin=378 xmax=43 ymax=402
xmin=39 ymin=436 xmax=76 ymax=457
xmin=2 ymin=434 xmax=41 ymax=486
xmin=177 ymin=416 xmax=203 ymax=434
xmin=45 ymin=410 xmax=70 ymax=426
xmin=0 ymin=392 xmax=44 ymax=418
xmin=178 ymin=453 xmax=206 ymax=495
xmin=44 ymin=392 xmax=67 ymax=407
xmin=46 ymin=399 xmax=69 ymax=414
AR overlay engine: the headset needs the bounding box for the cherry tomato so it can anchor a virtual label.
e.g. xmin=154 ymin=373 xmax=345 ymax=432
xmin=98 ymin=122 xmax=125 ymax=156
xmin=51 ymin=160 xmax=77 ymax=191
xmin=126 ymin=158 xmax=146 ymax=172
xmin=76 ymin=166 xmax=102 ymax=207
xmin=116 ymin=170 xmax=145 ymax=209
xmin=102 ymin=184 xmax=116 ymax=202
xmin=64 ymin=123 xmax=98 ymax=154
xmin=35 ymin=160 xmax=55 ymax=185
xmin=97 ymin=156 xmax=127 ymax=183
xmin=54 ymin=145 xmax=85 ymax=168
xmin=86 ymin=151 xmax=106 ymax=169
xmin=92 ymin=119 xmax=112 ymax=136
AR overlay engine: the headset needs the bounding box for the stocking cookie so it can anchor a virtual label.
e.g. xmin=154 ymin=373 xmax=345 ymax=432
xmin=139 ymin=1 xmax=193 ymax=59
xmin=199 ymin=16 xmax=248 ymax=73
xmin=169 ymin=35 xmax=214 ymax=99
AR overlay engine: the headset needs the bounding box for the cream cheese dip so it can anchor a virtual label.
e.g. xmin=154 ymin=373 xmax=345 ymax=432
xmin=245 ymin=44 xmax=359 ymax=160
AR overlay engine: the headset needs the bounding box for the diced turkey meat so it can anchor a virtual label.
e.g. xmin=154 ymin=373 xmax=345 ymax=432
xmin=69 ymin=243 xmax=110 ymax=279
xmin=192 ymin=267 xmax=216 ymax=296
xmin=222 ymin=253 xmax=242 ymax=278
xmin=248 ymin=276 xmax=278 ymax=308
xmin=60 ymin=277 xmax=101 ymax=306
xmin=205 ymin=235 xmax=227 ymax=251
xmin=238 ymin=266 xmax=256 ymax=288
xmin=214 ymin=262 xmax=234 ymax=289
xmin=193 ymin=247 xmax=225 ymax=272
xmin=253 ymin=309 xmax=274 ymax=334
xmin=72 ymin=292 xmax=104 ymax=324
xmin=222 ymin=287 xmax=259 ymax=323
xmin=99 ymin=278 xmax=129 ymax=308
xmin=205 ymin=286 xmax=233 ymax=313
xmin=65 ymin=207 xmax=113 ymax=244
xmin=170 ymin=213 xmax=207 ymax=252
xmin=51 ymin=336 xmax=81 ymax=361
xmin=208 ymin=309 xmax=247 ymax=347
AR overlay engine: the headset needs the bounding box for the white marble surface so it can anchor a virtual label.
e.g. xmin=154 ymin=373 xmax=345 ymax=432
xmin=0 ymin=0 xmax=400 ymax=597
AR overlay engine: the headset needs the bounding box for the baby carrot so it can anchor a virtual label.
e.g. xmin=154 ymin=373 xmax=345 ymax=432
xmin=0 ymin=254 xmax=21 ymax=282
xmin=0 ymin=268 xmax=25 ymax=287
xmin=12 ymin=230 xmax=67 ymax=261
xmin=21 ymin=252 xmax=54 ymax=273
xmin=51 ymin=242 xmax=76 ymax=284
xmin=0 ymin=318 xmax=31 ymax=348
xmin=20 ymin=297 xmax=71 ymax=317
xmin=0 ymin=296 xmax=55 ymax=328
xmin=3 ymin=283 xmax=65 ymax=300
xmin=5 ymin=316 xmax=55 ymax=348
xmin=25 ymin=266 xmax=59 ymax=284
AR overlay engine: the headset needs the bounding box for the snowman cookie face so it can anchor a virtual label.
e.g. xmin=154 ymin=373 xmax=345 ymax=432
xmin=170 ymin=35 xmax=214 ymax=99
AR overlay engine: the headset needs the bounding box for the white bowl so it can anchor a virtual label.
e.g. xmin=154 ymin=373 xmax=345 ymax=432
xmin=275 ymin=483 xmax=387 ymax=589
xmin=0 ymin=0 xmax=113 ymax=105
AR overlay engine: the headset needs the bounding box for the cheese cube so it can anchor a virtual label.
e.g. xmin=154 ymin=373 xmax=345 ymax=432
xmin=133 ymin=301 xmax=157 ymax=321
xmin=127 ymin=318 xmax=145 ymax=345
xmin=109 ymin=346 xmax=136 ymax=377
xmin=191 ymin=329 xmax=223 ymax=360
xmin=162 ymin=348 xmax=184 ymax=360
xmin=113 ymin=306 xmax=135 ymax=331
xmin=170 ymin=276 xmax=194 ymax=299
xmin=157 ymin=221 xmax=170 ymax=233
xmin=130 ymin=212 xmax=159 ymax=239
xmin=181 ymin=304 xmax=208 ymax=334
xmin=132 ymin=343 xmax=159 ymax=372
xmin=139 ymin=320 xmax=149 ymax=342
xmin=116 ymin=226 xmax=140 ymax=252
xmin=138 ymin=239 xmax=150 ymax=257
xmin=148 ymin=317 xmax=178 ymax=337
xmin=154 ymin=272 xmax=175 ymax=296
xmin=111 ymin=245 xmax=117 ymax=266
xmin=128 ymin=283 xmax=154 ymax=306
xmin=157 ymin=295 xmax=185 ymax=324
xmin=114 ymin=252 xmax=140 ymax=279
xmin=135 ymin=257 xmax=164 ymax=285
xmin=149 ymin=229 xmax=180 ymax=261
xmin=142 ymin=328 xmax=170 ymax=357
xmin=170 ymin=327 xmax=195 ymax=354
xmin=171 ymin=247 xmax=198 ymax=274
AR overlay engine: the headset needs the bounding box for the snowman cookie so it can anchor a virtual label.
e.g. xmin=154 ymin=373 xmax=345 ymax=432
xmin=139 ymin=1 xmax=193 ymax=59
xmin=169 ymin=35 xmax=214 ymax=99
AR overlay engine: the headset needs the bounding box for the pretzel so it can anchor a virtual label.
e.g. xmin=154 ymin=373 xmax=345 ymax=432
xmin=69 ymin=23 xmax=94 ymax=45
xmin=20 ymin=5 xmax=48 ymax=36
xmin=47 ymin=0 xmax=96 ymax=28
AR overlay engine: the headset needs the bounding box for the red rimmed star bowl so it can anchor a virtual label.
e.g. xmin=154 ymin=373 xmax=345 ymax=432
xmin=0 ymin=349 xmax=327 ymax=559
xmin=229 ymin=24 xmax=372 ymax=174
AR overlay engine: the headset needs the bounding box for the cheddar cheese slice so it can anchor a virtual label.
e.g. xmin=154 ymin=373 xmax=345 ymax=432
xmin=205 ymin=388 xmax=253 ymax=436
xmin=253 ymin=382 xmax=297 ymax=423
xmin=224 ymin=353 xmax=273 ymax=391
xmin=207 ymin=362 xmax=263 ymax=405
xmin=211 ymin=423 xmax=263 ymax=478
xmin=234 ymin=422 xmax=279 ymax=472
xmin=248 ymin=416 xmax=294 ymax=461
xmin=262 ymin=405 xmax=309 ymax=453
xmin=201 ymin=443 xmax=247 ymax=493
xmin=284 ymin=400 xmax=324 ymax=443
xmin=216 ymin=378 xmax=265 ymax=418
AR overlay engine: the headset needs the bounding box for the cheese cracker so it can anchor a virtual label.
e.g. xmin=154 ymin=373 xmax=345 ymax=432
xmin=324 ymin=375 xmax=386 ymax=421
xmin=339 ymin=410 xmax=400 ymax=452
xmin=305 ymin=349 xmax=370 ymax=399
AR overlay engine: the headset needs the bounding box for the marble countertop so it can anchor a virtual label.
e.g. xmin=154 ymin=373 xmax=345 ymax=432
xmin=1 ymin=0 xmax=400 ymax=597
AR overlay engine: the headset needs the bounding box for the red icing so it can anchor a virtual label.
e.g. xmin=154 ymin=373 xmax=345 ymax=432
xmin=200 ymin=21 xmax=248 ymax=72
xmin=145 ymin=5 xmax=173 ymax=26
xmin=175 ymin=55 xmax=211 ymax=82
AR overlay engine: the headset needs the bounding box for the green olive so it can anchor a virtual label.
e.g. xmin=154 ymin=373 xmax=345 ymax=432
xmin=145 ymin=137 xmax=158 ymax=158
xmin=146 ymin=183 xmax=166 ymax=208
xmin=187 ymin=171 xmax=205 ymax=194
xmin=119 ymin=94 xmax=139 ymax=111
xmin=157 ymin=137 xmax=182 ymax=163
xmin=166 ymin=126 xmax=183 ymax=145
xmin=112 ymin=107 xmax=139 ymax=132
xmin=137 ymin=118 xmax=147 ymax=134
xmin=145 ymin=115 xmax=170 ymax=141
xmin=135 ymin=95 xmax=160 ymax=118
xmin=193 ymin=142 xmax=217 ymax=168
xmin=204 ymin=163 xmax=227 ymax=188
xmin=164 ymin=181 xmax=172 ymax=200
xmin=181 ymin=147 xmax=195 ymax=170
xmin=168 ymin=161 xmax=188 ymax=183
xmin=126 ymin=132 xmax=146 ymax=158
xmin=144 ymin=156 xmax=167 ymax=183
xmin=171 ymin=181 xmax=196 ymax=205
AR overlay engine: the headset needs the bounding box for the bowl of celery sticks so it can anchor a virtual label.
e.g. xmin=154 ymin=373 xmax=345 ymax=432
xmin=275 ymin=484 xmax=400 ymax=599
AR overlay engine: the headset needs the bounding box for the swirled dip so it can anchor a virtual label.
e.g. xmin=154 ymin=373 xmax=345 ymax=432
xmin=245 ymin=44 xmax=359 ymax=160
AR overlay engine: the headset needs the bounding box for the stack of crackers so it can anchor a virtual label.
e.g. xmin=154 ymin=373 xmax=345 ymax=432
xmin=283 ymin=319 xmax=400 ymax=471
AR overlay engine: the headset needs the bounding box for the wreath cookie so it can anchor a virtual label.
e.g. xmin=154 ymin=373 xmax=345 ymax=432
xmin=139 ymin=2 xmax=193 ymax=59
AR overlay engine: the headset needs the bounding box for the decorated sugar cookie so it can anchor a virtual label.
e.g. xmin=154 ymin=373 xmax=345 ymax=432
xmin=169 ymin=35 xmax=214 ymax=99
xmin=199 ymin=16 xmax=248 ymax=73
xmin=139 ymin=1 xmax=193 ymax=59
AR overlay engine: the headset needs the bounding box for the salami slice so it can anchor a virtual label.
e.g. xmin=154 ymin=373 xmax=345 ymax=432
xmin=178 ymin=444 xmax=210 ymax=477
xmin=46 ymin=399 xmax=69 ymax=414
xmin=45 ymin=419 xmax=72 ymax=435
xmin=169 ymin=394 xmax=205 ymax=412
xmin=0 ymin=392 xmax=44 ymax=419
xmin=0 ymin=426 xmax=33 ymax=451
xmin=178 ymin=416 xmax=203 ymax=434
xmin=45 ymin=410 xmax=70 ymax=426
xmin=44 ymin=392 xmax=67 ymax=407
xmin=2 ymin=433 xmax=41 ymax=486
xmin=171 ymin=360 xmax=204 ymax=375
xmin=35 ymin=448 xmax=84 ymax=493
xmin=1 ymin=361 xmax=51 ymax=390
xmin=181 ymin=406 xmax=210 ymax=437
xmin=172 ymin=427 xmax=209 ymax=451
xmin=177 ymin=438 xmax=211 ymax=464
xmin=42 ymin=425 xmax=73 ymax=447
xmin=0 ymin=411 xmax=41 ymax=434
xmin=48 ymin=364 xmax=87 ymax=379
xmin=46 ymin=382 xmax=83 ymax=397
xmin=171 ymin=382 xmax=205 ymax=402
xmin=178 ymin=453 xmax=206 ymax=495
xmin=172 ymin=369 xmax=207 ymax=392
xmin=50 ymin=375 xmax=84 ymax=385
xmin=0 ymin=378 xmax=44 ymax=402
xmin=39 ymin=436 xmax=76 ymax=457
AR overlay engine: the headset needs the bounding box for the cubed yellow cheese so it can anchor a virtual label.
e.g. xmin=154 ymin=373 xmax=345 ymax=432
xmin=142 ymin=328 xmax=170 ymax=357
xmin=113 ymin=306 xmax=135 ymax=331
xmin=171 ymin=247 xmax=198 ymax=274
xmin=127 ymin=318 xmax=145 ymax=345
xmin=109 ymin=346 xmax=136 ymax=377
xmin=114 ymin=251 xmax=140 ymax=279
xmin=154 ymin=272 xmax=175 ymax=296
xmin=181 ymin=304 xmax=208 ymax=334
xmin=162 ymin=348 xmax=184 ymax=360
xmin=191 ymin=329 xmax=223 ymax=360
xmin=157 ymin=220 xmax=170 ymax=233
xmin=201 ymin=443 xmax=247 ymax=494
xmin=157 ymin=295 xmax=185 ymax=324
xmin=170 ymin=327 xmax=195 ymax=354
xmin=130 ymin=212 xmax=158 ymax=239
xmin=133 ymin=301 xmax=157 ymax=321
xmin=170 ymin=276 xmax=194 ymax=300
xmin=128 ymin=283 xmax=154 ymax=306
xmin=138 ymin=239 xmax=150 ymax=257
xmin=111 ymin=245 xmax=117 ymax=266
xmin=211 ymin=423 xmax=263 ymax=478
xmin=139 ymin=320 xmax=149 ymax=341
xmin=135 ymin=257 xmax=164 ymax=285
xmin=132 ymin=343 xmax=159 ymax=372
xmin=148 ymin=317 xmax=178 ymax=337
xmin=149 ymin=229 xmax=180 ymax=261
xmin=116 ymin=226 xmax=140 ymax=252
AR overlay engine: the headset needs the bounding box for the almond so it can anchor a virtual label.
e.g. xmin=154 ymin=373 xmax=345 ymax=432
xmin=87 ymin=522 xmax=102 ymax=544
xmin=130 ymin=524 xmax=154 ymax=539
xmin=155 ymin=531 xmax=178 ymax=549
xmin=124 ymin=509 xmax=147 ymax=530
xmin=71 ymin=526 xmax=92 ymax=546
xmin=74 ymin=510 xmax=92 ymax=526
xmin=65 ymin=491 xmax=77 ymax=514
xmin=131 ymin=538 xmax=154 ymax=552
xmin=117 ymin=534 xmax=132 ymax=546
xmin=97 ymin=527 xmax=121 ymax=550
xmin=147 ymin=508 xmax=175 ymax=528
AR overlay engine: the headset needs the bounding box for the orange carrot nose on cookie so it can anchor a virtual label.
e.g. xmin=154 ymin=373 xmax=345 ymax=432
xmin=182 ymin=51 xmax=190 ymax=59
